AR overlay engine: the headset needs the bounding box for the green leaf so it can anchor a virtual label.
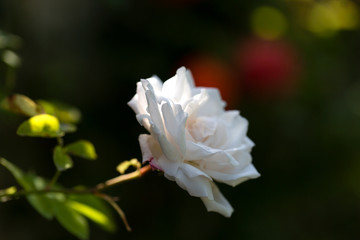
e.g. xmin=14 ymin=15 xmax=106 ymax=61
xmin=64 ymin=140 xmax=97 ymax=160
xmin=0 ymin=158 xmax=102 ymax=239
xmin=69 ymin=194 xmax=116 ymax=232
xmin=53 ymin=146 xmax=73 ymax=171
xmin=17 ymin=114 xmax=64 ymax=138
xmin=1 ymin=94 xmax=39 ymax=116
xmin=27 ymin=174 xmax=62 ymax=220
xmin=0 ymin=158 xmax=30 ymax=188
xmin=53 ymin=200 xmax=89 ymax=240
xmin=0 ymin=158 xmax=54 ymax=219
xmin=37 ymin=100 xmax=81 ymax=124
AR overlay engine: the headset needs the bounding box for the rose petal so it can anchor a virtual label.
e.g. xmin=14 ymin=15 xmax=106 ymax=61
xmin=170 ymin=166 xmax=213 ymax=198
xmin=205 ymin=163 xmax=260 ymax=187
xmin=138 ymin=134 xmax=162 ymax=163
xmin=200 ymin=182 xmax=234 ymax=217
xmin=162 ymin=67 xmax=194 ymax=104
xmin=161 ymin=101 xmax=187 ymax=156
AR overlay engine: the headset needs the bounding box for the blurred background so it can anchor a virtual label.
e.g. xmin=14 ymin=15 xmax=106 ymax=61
xmin=1 ymin=0 xmax=360 ymax=239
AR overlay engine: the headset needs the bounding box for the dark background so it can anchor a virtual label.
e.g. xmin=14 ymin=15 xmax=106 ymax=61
xmin=1 ymin=0 xmax=360 ymax=239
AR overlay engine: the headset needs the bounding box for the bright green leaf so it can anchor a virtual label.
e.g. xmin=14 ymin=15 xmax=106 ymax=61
xmin=53 ymin=200 xmax=89 ymax=240
xmin=17 ymin=114 xmax=64 ymax=138
xmin=68 ymin=200 xmax=116 ymax=232
xmin=53 ymin=146 xmax=73 ymax=171
xmin=64 ymin=140 xmax=97 ymax=160
xmin=37 ymin=100 xmax=81 ymax=124
xmin=69 ymin=194 xmax=116 ymax=232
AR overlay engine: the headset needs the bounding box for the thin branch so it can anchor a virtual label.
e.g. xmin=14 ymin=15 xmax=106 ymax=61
xmin=96 ymin=192 xmax=132 ymax=232
xmin=0 ymin=165 xmax=153 ymax=200
xmin=0 ymin=188 xmax=94 ymax=200
xmin=95 ymin=165 xmax=152 ymax=191
xmin=46 ymin=170 xmax=61 ymax=190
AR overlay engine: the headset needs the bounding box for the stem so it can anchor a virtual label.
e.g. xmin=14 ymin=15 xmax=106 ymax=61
xmin=0 ymin=164 xmax=153 ymax=230
xmin=95 ymin=165 xmax=152 ymax=191
xmin=0 ymin=165 xmax=153 ymax=200
xmin=96 ymin=193 xmax=132 ymax=231
xmin=46 ymin=170 xmax=61 ymax=189
xmin=0 ymin=188 xmax=93 ymax=199
xmin=57 ymin=137 xmax=64 ymax=147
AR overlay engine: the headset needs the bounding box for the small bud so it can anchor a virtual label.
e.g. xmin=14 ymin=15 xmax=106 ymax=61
xmin=116 ymin=159 xmax=141 ymax=174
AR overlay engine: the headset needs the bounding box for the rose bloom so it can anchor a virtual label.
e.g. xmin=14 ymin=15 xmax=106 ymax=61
xmin=128 ymin=67 xmax=260 ymax=217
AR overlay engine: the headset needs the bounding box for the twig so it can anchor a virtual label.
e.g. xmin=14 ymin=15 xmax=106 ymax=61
xmin=96 ymin=192 xmax=132 ymax=232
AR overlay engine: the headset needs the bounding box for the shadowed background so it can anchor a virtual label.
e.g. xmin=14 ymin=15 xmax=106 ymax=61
xmin=1 ymin=0 xmax=360 ymax=239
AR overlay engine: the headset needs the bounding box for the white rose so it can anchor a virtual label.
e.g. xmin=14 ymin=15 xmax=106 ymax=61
xmin=128 ymin=67 xmax=260 ymax=217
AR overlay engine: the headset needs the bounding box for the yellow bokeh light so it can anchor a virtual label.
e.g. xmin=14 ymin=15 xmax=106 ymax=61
xmin=307 ymin=0 xmax=359 ymax=37
xmin=251 ymin=6 xmax=288 ymax=40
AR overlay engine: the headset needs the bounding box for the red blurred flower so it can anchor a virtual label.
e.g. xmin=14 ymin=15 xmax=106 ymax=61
xmin=236 ymin=38 xmax=301 ymax=99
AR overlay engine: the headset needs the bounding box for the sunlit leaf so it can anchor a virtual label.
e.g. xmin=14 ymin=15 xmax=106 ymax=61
xmin=17 ymin=114 xmax=64 ymax=138
xmin=69 ymin=193 xmax=116 ymax=232
xmin=1 ymin=94 xmax=40 ymax=116
xmin=68 ymin=200 xmax=116 ymax=232
xmin=53 ymin=146 xmax=73 ymax=171
xmin=116 ymin=158 xmax=141 ymax=174
xmin=64 ymin=140 xmax=97 ymax=160
xmin=53 ymin=200 xmax=89 ymax=240
xmin=37 ymin=100 xmax=81 ymax=124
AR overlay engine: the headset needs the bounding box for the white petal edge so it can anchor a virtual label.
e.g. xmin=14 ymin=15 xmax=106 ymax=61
xmin=200 ymin=182 xmax=234 ymax=217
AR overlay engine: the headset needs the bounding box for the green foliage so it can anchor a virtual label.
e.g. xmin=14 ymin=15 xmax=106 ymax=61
xmin=0 ymin=94 xmax=81 ymax=136
xmin=37 ymin=100 xmax=81 ymax=124
xmin=68 ymin=194 xmax=116 ymax=232
xmin=17 ymin=114 xmax=64 ymax=138
xmin=1 ymin=94 xmax=40 ymax=116
xmin=0 ymin=28 xmax=119 ymax=239
xmin=0 ymin=158 xmax=117 ymax=239
xmin=53 ymin=200 xmax=89 ymax=240
xmin=0 ymin=158 xmax=55 ymax=219
xmin=64 ymin=140 xmax=97 ymax=160
xmin=53 ymin=146 xmax=73 ymax=171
